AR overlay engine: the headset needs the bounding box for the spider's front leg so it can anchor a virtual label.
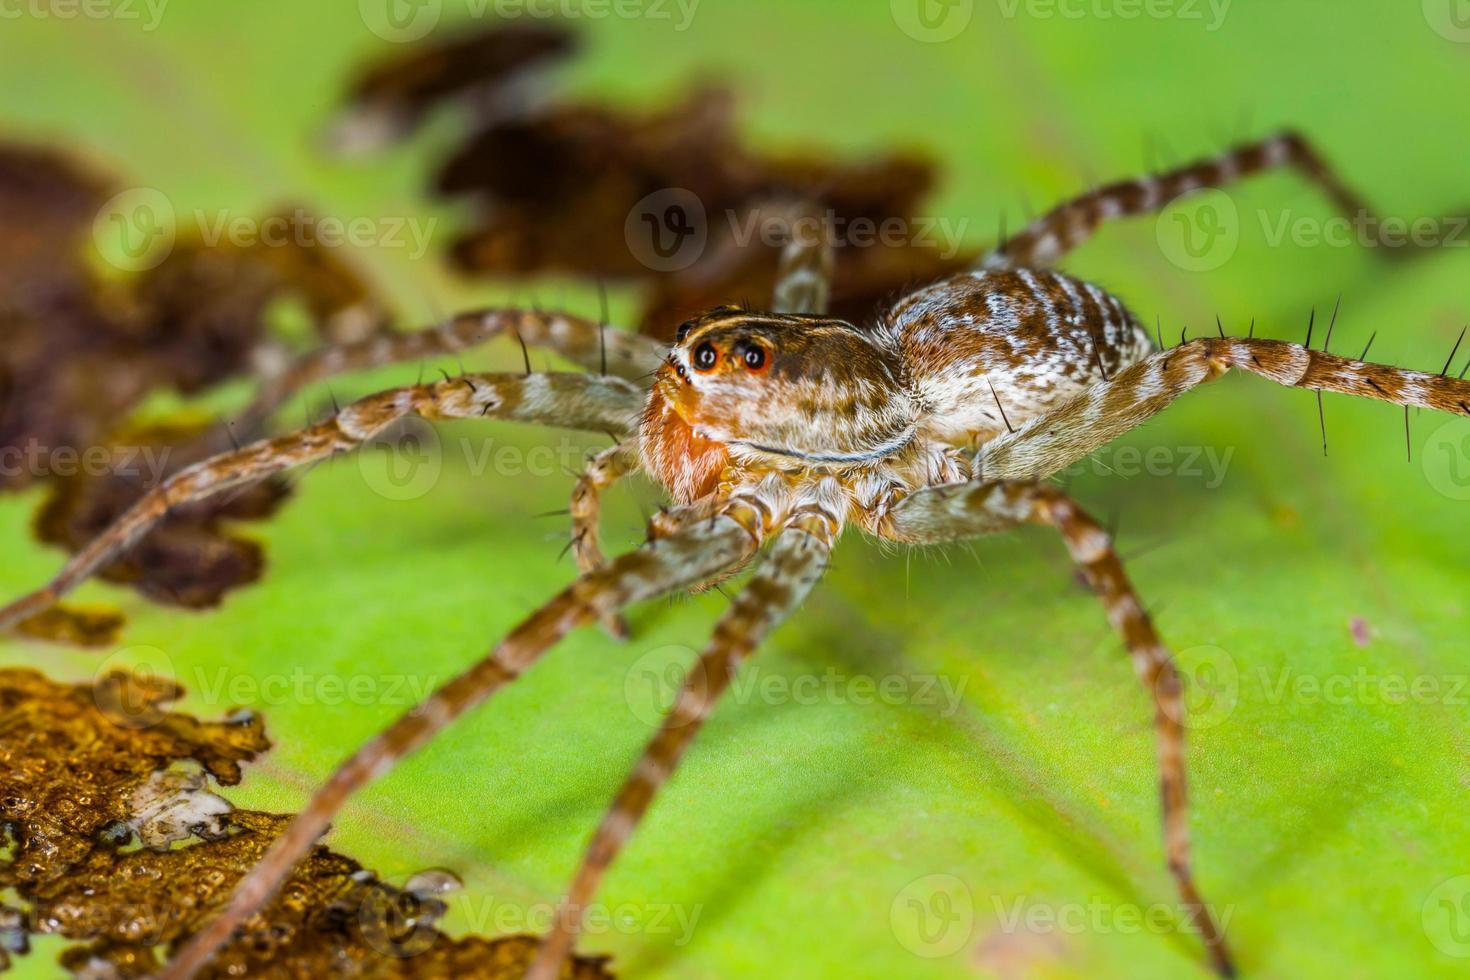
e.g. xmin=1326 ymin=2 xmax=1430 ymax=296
xmin=0 ymin=372 xmax=644 ymax=636
xmin=984 ymin=130 xmax=1463 ymax=269
xmin=231 ymin=307 xmax=668 ymax=443
xmin=527 ymin=489 xmax=844 ymax=980
xmin=154 ymin=490 xmax=778 ymax=980
xmin=882 ymin=480 xmax=1236 ymax=978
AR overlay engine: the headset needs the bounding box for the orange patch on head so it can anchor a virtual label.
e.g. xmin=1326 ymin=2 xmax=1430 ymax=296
xmin=641 ymin=383 xmax=729 ymax=504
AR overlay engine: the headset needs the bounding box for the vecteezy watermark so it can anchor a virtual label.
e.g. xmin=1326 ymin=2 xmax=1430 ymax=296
xmin=891 ymin=875 xmax=1233 ymax=959
xmin=624 ymin=191 xmax=971 ymax=273
xmin=1257 ymin=209 xmax=1470 ymax=252
xmin=355 ymin=417 xmax=591 ymax=502
xmin=624 ymin=188 xmax=708 ymax=273
xmin=0 ymin=0 xmax=169 ymax=30
xmin=1156 ymin=194 xmax=1470 ymax=271
xmin=1155 ymin=188 xmax=1240 ymax=272
xmin=92 ymin=192 xmax=436 ymax=271
xmin=994 ymin=0 xmax=1231 ymax=30
xmin=1424 ymin=0 xmax=1470 ymax=43
xmin=89 ymin=645 xmax=445 ymax=731
xmin=94 ymin=187 xmax=177 ymax=272
xmin=454 ymin=896 xmax=703 ymax=946
xmin=0 ymin=439 xmax=172 ymax=484
xmin=359 ymin=0 xmax=700 ymax=43
xmin=1163 ymin=645 xmax=1239 ymax=730
xmin=890 ymin=0 xmax=976 ymax=43
xmin=990 ymin=894 xmax=1236 ymax=937
xmin=1252 ymin=666 xmax=1470 ymax=708
xmin=1059 ymin=443 xmax=1235 ymax=489
xmin=622 ymin=645 xmax=969 ymax=729
xmin=893 ymin=0 xmax=1230 ymax=42
xmin=1423 ymin=418 xmax=1470 ymax=501
xmin=1424 ymin=875 xmax=1470 ymax=958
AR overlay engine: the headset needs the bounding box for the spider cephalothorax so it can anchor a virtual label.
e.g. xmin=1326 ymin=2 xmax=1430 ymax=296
xmin=6 ymin=131 xmax=1470 ymax=980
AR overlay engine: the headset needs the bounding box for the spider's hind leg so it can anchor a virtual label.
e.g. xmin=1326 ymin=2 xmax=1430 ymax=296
xmin=883 ymin=480 xmax=1236 ymax=978
xmin=976 ymin=335 xmax=1470 ymax=483
xmin=985 ymin=130 xmax=1463 ymax=269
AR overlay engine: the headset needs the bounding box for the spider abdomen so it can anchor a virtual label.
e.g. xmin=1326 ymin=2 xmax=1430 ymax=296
xmin=886 ymin=268 xmax=1153 ymax=447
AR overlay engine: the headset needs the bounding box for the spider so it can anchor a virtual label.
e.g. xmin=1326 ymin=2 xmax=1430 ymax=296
xmin=4 ymin=131 xmax=1469 ymax=979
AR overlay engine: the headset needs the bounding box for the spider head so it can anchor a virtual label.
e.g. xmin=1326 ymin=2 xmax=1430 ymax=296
xmin=641 ymin=306 xmax=916 ymax=503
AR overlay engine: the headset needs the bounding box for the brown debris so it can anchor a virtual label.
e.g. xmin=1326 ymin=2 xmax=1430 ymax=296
xmin=32 ymin=421 xmax=290 ymax=611
xmin=0 ymin=668 xmax=615 ymax=978
xmin=0 ymin=143 xmax=388 ymax=622
xmin=339 ymin=25 xmax=977 ymax=339
xmin=12 ymin=605 xmax=125 ymax=649
xmin=330 ymin=23 xmax=577 ymax=154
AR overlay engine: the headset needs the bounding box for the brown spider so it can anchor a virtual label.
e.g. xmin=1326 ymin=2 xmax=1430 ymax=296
xmin=5 ymin=131 xmax=1470 ymax=979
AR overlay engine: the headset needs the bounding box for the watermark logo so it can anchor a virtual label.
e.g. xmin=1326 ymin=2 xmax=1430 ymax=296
xmin=623 ymin=644 xmax=699 ymax=729
xmin=1155 ymin=188 xmax=1239 ymax=272
xmin=992 ymin=894 xmax=1234 ymax=936
xmin=1164 ymin=645 xmax=1239 ymax=730
xmin=93 ymin=195 xmax=437 ymax=271
xmin=357 ymin=417 xmax=444 ymax=502
xmin=1425 ymin=0 xmax=1470 ymax=43
xmin=622 ymin=645 xmax=970 ymax=729
xmin=93 ymin=187 xmax=176 ymax=272
xmin=360 ymin=0 xmax=442 ymax=42
xmin=1422 ymin=418 xmax=1470 ymax=501
xmin=891 ymin=874 xmax=975 ymax=957
xmin=891 ymin=0 xmax=975 ymax=43
xmin=359 ymin=870 xmax=460 ymax=958
xmin=625 ymin=188 xmax=707 ymax=273
xmin=91 ymin=645 xmax=177 ymax=730
xmin=0 ymin=0 xmax=170 ymax=30
xmin=994 ymin=0 xmax=1231 ymax=31
xmin=1423 ymin=875 xmax=1470 ymax=957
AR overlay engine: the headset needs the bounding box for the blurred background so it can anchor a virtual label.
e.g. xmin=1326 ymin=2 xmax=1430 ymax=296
xmin=2 ymin=2 xmax=1470 ymax=978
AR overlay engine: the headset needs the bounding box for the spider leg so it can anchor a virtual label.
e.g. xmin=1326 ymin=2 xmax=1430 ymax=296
xmin=0 ymin=372 xmax=644 ymax=635
xmin=771 ymin=202 xmax=835 ymax=315
xmin=882 ymin=480 xmax=1235 ymax=979
xmin=155 ymin=493 xmax=776 ymax=980
xmin=976 ymin=335 xmax=1470 ymax=482
xmin=983 ymin=131 xmax=1459 ymax=269
xmin=526 ymin=501 xmax=842 ymax=980
xmin=570 ymin=441 xmax=641 ymax=639
xmin=231 ymin=307 xmax=666 ymax=441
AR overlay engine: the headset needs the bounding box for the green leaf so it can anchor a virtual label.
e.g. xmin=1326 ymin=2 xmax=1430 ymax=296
xmin=3 ymin=4 xmax=1469 ymax=978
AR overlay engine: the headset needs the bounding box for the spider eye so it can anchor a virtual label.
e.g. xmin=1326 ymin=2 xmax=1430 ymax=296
xmin=693 ymin=342 xmax=719 ymax=371
xmin=676 ymin=320 xmax=696 ymax=343
xmin=740 ymin=344 xmax=767 ymax=371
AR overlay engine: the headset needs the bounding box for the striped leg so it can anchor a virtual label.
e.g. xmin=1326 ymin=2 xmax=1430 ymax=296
xmin=232 ymin=308 xmax=667 ymax=440
xmin=526 ymin=502 xmax=841 ymax=980
xmin=983 ymin=131 xmax=1444 ymax=268
xmin=156 ymin=498 xmax=771 ymax=980
xmin=975 ymin=335 xmax=1470 ymax=482
xmin=884 ymin=481 xmax=1235 ymax=979
xmin=0 ymin=372 xmax=644 ymax=635
xmin=771 ymin=203 xmax=835 ymax=315
xmin=570 ymin=441 xmax=641 ymax=639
